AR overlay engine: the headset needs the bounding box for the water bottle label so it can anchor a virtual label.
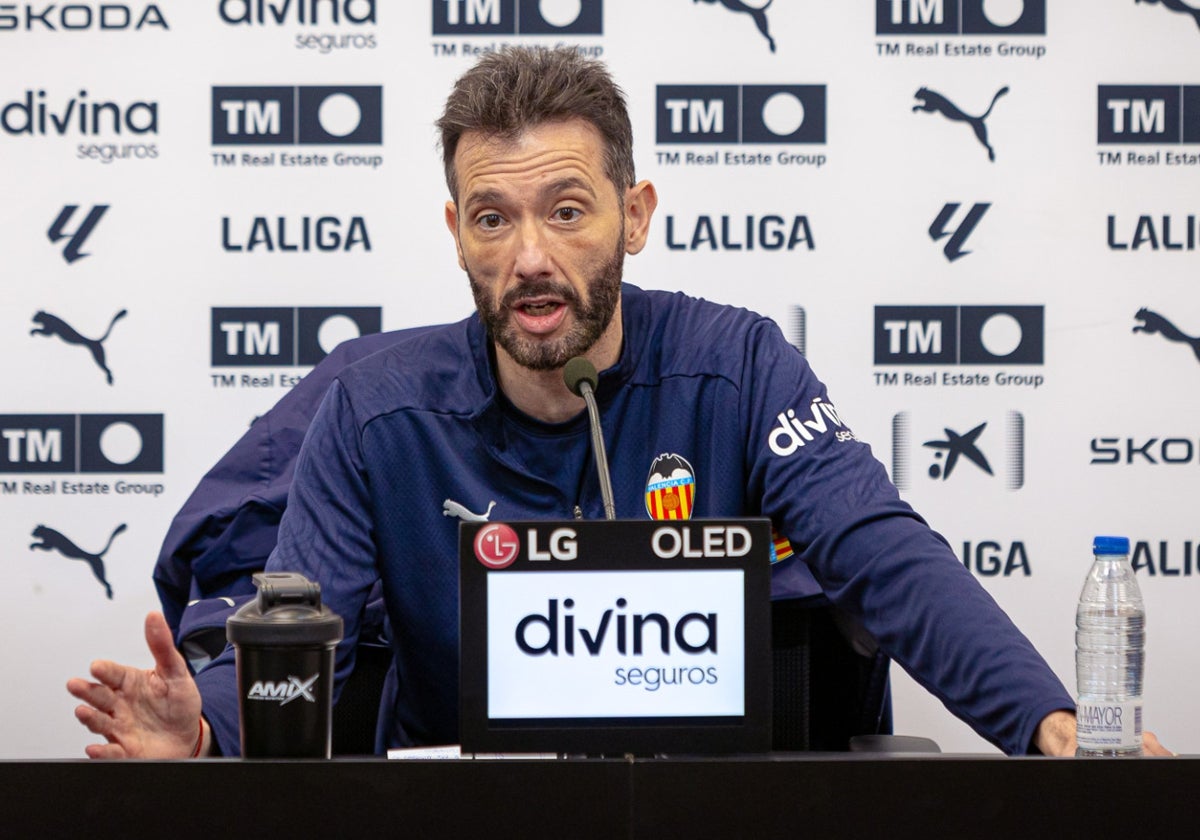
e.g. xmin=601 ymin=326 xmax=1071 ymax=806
xmin=1076 ymin=700 xmax=1142 ymax=750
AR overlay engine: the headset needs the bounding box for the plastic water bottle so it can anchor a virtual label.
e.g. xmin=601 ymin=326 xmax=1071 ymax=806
xmin=1075 ymin=535 xmax=1144 ymax=757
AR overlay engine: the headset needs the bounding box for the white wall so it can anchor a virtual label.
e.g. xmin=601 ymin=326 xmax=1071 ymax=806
xmin=2 ymin=1 xmax=1196 ymax=757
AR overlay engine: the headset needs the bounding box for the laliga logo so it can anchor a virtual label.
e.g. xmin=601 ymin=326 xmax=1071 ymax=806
xmin=246 ymin=674 xmax=318 ymax=705
xmin=474 ymin=523 xmax=519 ymax=569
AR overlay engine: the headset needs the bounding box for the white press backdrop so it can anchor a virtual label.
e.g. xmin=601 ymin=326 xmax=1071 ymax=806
xmin=2 ymin=1 xmax=1197 ymax=757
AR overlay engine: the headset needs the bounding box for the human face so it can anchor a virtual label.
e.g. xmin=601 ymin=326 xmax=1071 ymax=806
xmin=445 ymin=119 xmax=638 ymax=372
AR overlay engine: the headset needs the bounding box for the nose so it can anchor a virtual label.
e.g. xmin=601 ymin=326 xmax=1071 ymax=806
xmin=512 ymin=220 xmax=553 ymax=281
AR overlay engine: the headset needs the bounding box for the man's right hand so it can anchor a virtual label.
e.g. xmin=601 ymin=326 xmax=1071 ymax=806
xmin=66 ymin=611 xmax=208 ymax=759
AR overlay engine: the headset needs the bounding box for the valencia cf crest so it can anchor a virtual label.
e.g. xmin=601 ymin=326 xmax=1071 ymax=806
xmin=645 ymin=453 xmax=696 ymax=520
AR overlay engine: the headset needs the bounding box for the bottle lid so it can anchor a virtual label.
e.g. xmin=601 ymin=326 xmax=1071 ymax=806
xmin=226 ymin=572 xmax=343 ymax=647
xmin=1092 ymin=535 xmax=1130 ymax=556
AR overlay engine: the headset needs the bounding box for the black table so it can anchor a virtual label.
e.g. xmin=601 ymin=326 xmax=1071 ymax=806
xmin=4 ymin=753 xmax=1194 ymax=839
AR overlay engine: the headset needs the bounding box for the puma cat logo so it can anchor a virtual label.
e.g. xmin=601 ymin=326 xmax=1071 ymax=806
xmin=30 ymin=309 xmax=127 ymax=385
xmin=443 ymin=499 xmax=496 ymax=523
xmin=694 ymin=0 xmax=776 ymax=52
xmin=913 ymin=86 xmax=1009 ymax=162
xmin=1133 ymin=308 xmax=1200 ymax=363
xmin=30 ymin=523 xmax=126 ymax=600
xmin=1137 ymin=0 xmax=1200 ymax=32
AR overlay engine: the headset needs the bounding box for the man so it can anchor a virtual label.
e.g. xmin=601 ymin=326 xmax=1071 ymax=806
xmin=67 ymin=47 xmax=1154 ymax=758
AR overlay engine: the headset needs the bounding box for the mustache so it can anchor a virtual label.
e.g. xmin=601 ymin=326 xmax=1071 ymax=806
xmin=500 ymin=279 xmax=581 ymax=309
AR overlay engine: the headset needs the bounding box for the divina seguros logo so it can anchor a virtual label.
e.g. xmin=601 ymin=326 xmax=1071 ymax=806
xmin=1 ymin=89 xmax=159 ymax=164
xmin=217 ymin=0 xmax=378 ymax=55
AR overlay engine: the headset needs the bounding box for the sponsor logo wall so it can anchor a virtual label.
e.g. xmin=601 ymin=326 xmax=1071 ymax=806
xmin=1 ymin=1 xmax=1197 ymax=757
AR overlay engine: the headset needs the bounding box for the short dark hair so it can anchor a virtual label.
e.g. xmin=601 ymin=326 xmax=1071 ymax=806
xmin=436 ymin=46 xmax=635 ymax=200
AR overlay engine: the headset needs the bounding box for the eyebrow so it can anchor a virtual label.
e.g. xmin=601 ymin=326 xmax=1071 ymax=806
xmin=463 ymin=177 xmax=598 ymax=212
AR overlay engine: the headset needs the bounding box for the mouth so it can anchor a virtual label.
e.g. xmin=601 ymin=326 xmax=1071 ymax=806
xmin=509 ymin=295 xmax=569 ymax=335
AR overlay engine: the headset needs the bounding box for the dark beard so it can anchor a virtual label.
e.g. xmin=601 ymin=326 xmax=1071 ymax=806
xmin=468 ymin=237 xmax=624 ymax=372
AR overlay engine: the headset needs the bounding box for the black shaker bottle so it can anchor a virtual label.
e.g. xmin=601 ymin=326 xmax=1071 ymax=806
xmin=226 ymin=572 xmax=343 ymax=757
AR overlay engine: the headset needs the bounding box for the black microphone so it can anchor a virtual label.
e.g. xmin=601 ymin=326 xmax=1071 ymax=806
xmin=563 ymin=357 xmax=616 ymax=520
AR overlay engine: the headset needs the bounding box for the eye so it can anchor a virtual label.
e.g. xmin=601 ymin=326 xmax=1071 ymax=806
xmin=478 ymin=213 xmax=503 ymax=229
xmin=553 ymin=207 xmax=581 ymax=222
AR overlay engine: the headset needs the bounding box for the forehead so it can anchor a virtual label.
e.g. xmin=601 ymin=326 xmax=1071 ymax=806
xmin=454 ymin=119 xmax=613 ymax=202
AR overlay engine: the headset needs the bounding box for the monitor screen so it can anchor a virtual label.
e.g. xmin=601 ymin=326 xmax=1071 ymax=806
xmin=459 ymin=519 xmax=772 ymax=755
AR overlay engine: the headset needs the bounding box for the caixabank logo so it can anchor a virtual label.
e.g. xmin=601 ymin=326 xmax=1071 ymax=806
xmin=1096 ymin=85 xmax=1200 ymax=169
xmin=218 ymin=0 xmax=377 ymax=55
xmin=891 ymin=409 xmax=1025 ymax=492
xmin=655 ymin=84 xmax=827 ymax=170
xmin=0 ymin=3 xmax=168 ymax=31
xmin=875 ymin=0 xmax=1046 ymax=60
xmin=210 ymin=306 xmax=381 ymax=389
xmin=211 ymin=86 xmax=383 ymax=170
xmin=1 ymin=88 xmax=159 ymax=164
xmin=221 ymin=214 xmax=371 ymax=252
xmin=873 ymin=305 xmax=1045 ymax=389
xmin=0 ymin=414 xmax=165 ymax=497
xmin=431 ymin=0 xmax=604 ymax=58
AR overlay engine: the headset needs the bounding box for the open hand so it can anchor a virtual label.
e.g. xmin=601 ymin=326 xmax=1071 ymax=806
xmin=66 ymin=612 xmax=205 ymax=759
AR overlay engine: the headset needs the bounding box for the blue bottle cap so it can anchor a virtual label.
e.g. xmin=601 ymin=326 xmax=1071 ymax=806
xmin=1093 ymin=535 xmax=1130 ymax=555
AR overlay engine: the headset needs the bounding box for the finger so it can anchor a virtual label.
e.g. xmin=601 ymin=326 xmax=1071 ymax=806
xmin=89 ymin=658 xmax=134 ymax=692
xmin=144 ymin=612 xmax=189 ymax=682
xmin=74 ymin=704 xmax=114 ymax=738
xmin=85 ymin=742 xmax=130 ymax=760
xmin=1143 ymin=731 xmax=1174 ymax=757
xmin=67 ymin=678 xmax=118 ymax=714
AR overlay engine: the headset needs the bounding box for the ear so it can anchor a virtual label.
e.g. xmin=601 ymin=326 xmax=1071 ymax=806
xmin=622 ymin=180 xmax=658 ymax=256
xmin=444 ymin=200 xmax=467 ymax=271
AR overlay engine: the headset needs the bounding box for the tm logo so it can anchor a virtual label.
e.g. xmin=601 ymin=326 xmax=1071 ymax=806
xmin=656 ymin=85 xmax=825 ymax=144
xmin=247 ymin=675 xmax=319 ymax=705
xmin=432 ymin=0 xmax=603 ymax=34
xmin=929 ymin=202 xmax=989 ymax=262
xmin=694 ymin=0 xmax=776 ymax=52
xmin=212 ymin=86 xmax=382 ymax=145
xmin=874 ymin=305 xmax=1044 ymax=365
xmin=1098 ymin=85 xmax=1200 ymax=144
xmin=47 ymin=205 xmax=108 ymax=264
xmin=877 ymin=0 xmax=1046 ymax=34
xmin=211 ymin=307 xmax=382 ymax=367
